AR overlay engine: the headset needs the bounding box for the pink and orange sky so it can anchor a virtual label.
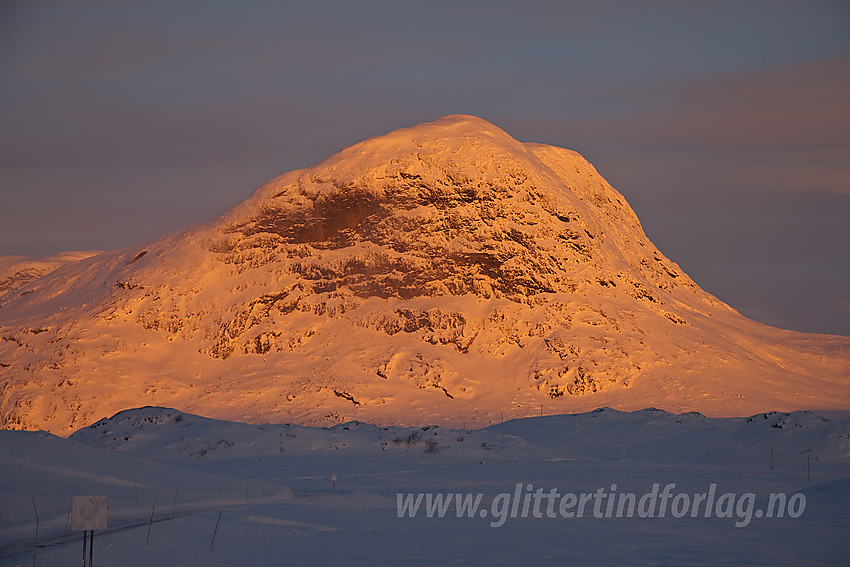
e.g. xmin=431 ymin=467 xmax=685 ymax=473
xmin=1 ymin=1 xmax=848 ymax=335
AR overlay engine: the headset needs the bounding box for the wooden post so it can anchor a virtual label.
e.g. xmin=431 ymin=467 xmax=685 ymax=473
xmin=62 ymin=502 xmax=71 ymax=550
xmin=209 ymin=511 xmax=222 ymax=555
xmin=807 ymin=454 xmax=811 ymax=483
xmin=146 ymin=499 xmax=156 ymax=547
xmin=31 ymin=495 xmax=38 ymax=567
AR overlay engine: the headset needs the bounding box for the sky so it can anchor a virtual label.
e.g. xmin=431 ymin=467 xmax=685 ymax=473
xmin=0 ymin=0 xmax=848 ymax=336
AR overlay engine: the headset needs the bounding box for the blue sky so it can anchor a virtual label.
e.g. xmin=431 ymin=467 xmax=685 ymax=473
xmin=1 ymin=0 xmax=848 ymax=335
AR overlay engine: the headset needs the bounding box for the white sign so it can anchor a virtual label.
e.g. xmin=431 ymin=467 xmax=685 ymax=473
xmin=72 ymin=495 xmax=108 ymax=530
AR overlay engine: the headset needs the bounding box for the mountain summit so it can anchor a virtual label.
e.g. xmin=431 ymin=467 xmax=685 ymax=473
xmin=1 ymin=115 xmax=848 ymax=434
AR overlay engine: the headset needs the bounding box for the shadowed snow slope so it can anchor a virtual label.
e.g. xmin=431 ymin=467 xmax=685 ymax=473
xmin=4 ymin=406 xmax=849 ymax=566
xmin=1 ymin=115 xmax=848 ymax=434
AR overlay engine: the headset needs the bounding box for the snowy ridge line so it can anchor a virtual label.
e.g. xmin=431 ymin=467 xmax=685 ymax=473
xmin=67 ymin=406 xmax=850 ymax=470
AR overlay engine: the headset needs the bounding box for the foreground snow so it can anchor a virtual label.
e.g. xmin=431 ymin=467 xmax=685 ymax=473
xmin=1 ymin=406 xmax=848 ymax=566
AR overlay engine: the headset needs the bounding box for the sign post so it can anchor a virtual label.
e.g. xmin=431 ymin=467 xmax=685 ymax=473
xmin=72 ymin=496 xmax=107 ymax=567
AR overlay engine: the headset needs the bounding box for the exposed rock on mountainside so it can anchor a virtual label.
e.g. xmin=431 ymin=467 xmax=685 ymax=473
xmin=1 ymin=115 xmax=848 ymax=434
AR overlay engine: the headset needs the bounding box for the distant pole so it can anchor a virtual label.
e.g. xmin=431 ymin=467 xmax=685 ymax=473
xmin=146 ymin=498 xmax=156 ymax=548
xmin=807 ymin=454 xmax=811 ymax=483
xmin=62 ymin=502 xmax=71 ymax=550
xmin=172 ymin=488 xmax=178 ymax=520
xmin=31 ymin=495 xmax=38 ymax=567
xmin=82 ymin=530 xmax=87 ymax=567
xmin=771 ymin=448 xmax=774 ymax=471
xmin=209 ymin=511 xmax=222 ymax=555
xmin=89 ymin=530 xmax=93 ymax=567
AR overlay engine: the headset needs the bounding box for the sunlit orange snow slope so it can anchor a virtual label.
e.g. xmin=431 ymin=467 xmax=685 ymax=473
xmin=1 ymin=115 xmax=848 ymax=435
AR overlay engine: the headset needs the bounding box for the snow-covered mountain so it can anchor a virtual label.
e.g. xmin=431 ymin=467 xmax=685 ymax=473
xmin=1 ymin=115 xmax=848 ymax=434
xmin=0 ymin=251 xmax=102 ymax=295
